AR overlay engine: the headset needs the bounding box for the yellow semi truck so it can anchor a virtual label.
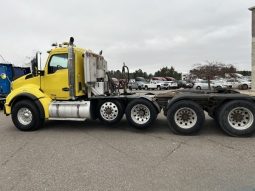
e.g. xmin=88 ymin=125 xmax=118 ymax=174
xmin=2 ymin=37 xmax=255 ymax=137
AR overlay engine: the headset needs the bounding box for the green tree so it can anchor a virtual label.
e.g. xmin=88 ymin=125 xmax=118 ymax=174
xmin=133 ymin=69 xmax=148 ymax=79
xmin=237 ymin=70 xmax=251 ymax=76
xmin=154 ymin=66 xmax=181 ymax=80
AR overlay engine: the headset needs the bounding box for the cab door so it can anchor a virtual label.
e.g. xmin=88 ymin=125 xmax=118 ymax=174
xmin=42 ymin=53 xmax=70 ymax=100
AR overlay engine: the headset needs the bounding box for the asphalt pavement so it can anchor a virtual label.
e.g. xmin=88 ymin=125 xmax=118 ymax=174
xmin=1 ymin=109 xmax=255 ymax=191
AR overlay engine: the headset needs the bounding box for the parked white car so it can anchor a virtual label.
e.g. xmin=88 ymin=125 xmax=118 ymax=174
xmin=150 ymin=80 xmax=169 ymax=90
xmin=193 ymin=80 xmax=226 ymax=90
xmin=143 ymin=82 xmax=157 ymax=90
xmin=166 ymin=81 xmax=178 ymax=89
xmin=223 ymin=79 xmax=251 ymax=90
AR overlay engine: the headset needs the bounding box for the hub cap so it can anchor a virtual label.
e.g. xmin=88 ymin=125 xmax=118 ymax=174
xmin=228 ymin=107 xmax=254 ymax=130
xmin=100 ymin=102 xmax=119 ymax=121
xmin=174 ymin=107 xmax=197 ymax=129
xmin=131 ymin=104 xmax=151 ymax=125
xmin=17 ymin=108 xmax=33 ymax=125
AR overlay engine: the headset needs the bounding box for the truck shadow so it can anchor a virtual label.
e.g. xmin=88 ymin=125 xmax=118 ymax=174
xmin=41 ymin=117 xmax=233 ymax=137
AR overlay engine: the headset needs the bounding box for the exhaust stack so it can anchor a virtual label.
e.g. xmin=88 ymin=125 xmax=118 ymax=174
xmin=68 ymin=37 xmax=76 ymax=100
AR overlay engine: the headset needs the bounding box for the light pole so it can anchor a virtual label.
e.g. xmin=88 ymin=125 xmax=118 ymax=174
xmin=249 ymin=6 xmax=255 ymax=91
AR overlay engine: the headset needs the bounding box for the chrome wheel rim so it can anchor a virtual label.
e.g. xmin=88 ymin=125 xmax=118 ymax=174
xmin=17 ymin=108 xmax=33 ymax=125
xmin=131 ymin=104 xmax=151 ymax=125
xmin=174 ymin=107 xmax=197 ymax=129
xmin=100 ymin=102 xmax=119 ymax=121
xmin=228 ymin=107 xmax=254 ymax=130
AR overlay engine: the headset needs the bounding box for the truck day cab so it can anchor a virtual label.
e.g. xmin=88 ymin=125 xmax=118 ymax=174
xmin=2 ymin=38 xmax=255 ymax=137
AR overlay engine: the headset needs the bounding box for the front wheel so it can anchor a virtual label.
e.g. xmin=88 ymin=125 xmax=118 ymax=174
xmin=125 ymin=99 xmax=157 ymax=129
xmin=218 ymin=100 xmax=255 ymax=137
xmin=167 ymin=100 xmax=205 ymax=135
xmin=11 ymin=100 xmax=44 ymax=131
xmin=157 ymin=86 xmax=161 ymax=90
xmin=98 ymin=100 xmax=124 ymax=125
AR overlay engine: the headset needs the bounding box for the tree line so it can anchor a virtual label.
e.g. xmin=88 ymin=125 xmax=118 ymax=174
xmin=108 ymin=66 xmax=182 ymax=80
xmin=108 ymin=62 xmax=251 ymax=81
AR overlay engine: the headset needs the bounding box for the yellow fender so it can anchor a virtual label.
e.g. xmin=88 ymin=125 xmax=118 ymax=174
xmin=5 ymin=84 xmax=52 ymax=118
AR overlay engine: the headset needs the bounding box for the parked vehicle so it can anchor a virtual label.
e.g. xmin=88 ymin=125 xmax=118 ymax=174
xmin=152 ymin=77 xmax=167 ymax=81
xmin=193 ymin=80 xmax=226 ymax=90
xmin=224 ymin=79 xmax=251 ymax=90
xmin=152 ymin=77 xmax=178 ymax=89
xmin=150 ymin=80 xmax=169 ymax=90
xmin=0 ymin=64 xmax=31 ymax=109
xmin=111 ymin=78 xmax=119 ymax=88
xmin=177 ymin=80 xmax=193 ymax=88
xmin=144 ymin=81 xmax=157 ymax=90
xmin=128 ymin=81 xmax=145 ymax=90
xmin=128 ymin=77 xmax=146 ymax=90
xmin=2 ymin=37 xmax=255 ymax=138
xmin=166 ymin=80 xmax=178 ymax=89
xmin=0 ymin=63 xmax=13 ymax=96
xmin=165 ymin=77 xmax=176 ymax=81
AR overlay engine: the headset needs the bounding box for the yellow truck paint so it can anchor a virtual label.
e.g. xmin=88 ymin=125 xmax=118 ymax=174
xmin=5 ymin=84 xmax=52 ymax=118
xmin=5 ymin=46 xmax=87 ymax=118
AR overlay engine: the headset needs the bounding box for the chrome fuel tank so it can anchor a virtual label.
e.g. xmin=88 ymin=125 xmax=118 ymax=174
xmin=49 ymin=101 xmax=91 ymax=121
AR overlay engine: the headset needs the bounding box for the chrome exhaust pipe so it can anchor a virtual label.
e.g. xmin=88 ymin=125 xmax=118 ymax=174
xmin=68 ymin=37 xmax=75 ymax=100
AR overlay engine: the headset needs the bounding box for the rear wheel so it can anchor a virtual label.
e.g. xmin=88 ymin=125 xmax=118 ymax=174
xmin=125 ymin=99 xmax=157 ymax=129
xmin=11 ymin=100 xmax=44 ymax=131
xmin=196 ymin=86 xmax=201 ymax=90
xmin=167 ymin=100 xmax=205 ymax=135
xmin=242 ymin=84 xmax=248 ymax=90
xmin=98 ymin=100 xmax=124 ymax=125
xmin=145 ymin=86 xmax=148 ymax=90
xmin=218 ymin=100 xmax=255 ymax=137
xmin=157 ymin=86 xmax=161 ymax=90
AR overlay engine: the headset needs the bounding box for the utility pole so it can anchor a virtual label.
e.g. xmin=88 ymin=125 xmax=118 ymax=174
xmin=249 ymin=6 xmax=255 ymax=90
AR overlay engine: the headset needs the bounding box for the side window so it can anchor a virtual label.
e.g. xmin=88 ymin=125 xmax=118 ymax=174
xmin=48 ymin=54 xmax=68 ymax=74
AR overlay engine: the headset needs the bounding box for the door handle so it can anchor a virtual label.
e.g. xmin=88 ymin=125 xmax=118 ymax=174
xmin=62 ymin=87 xmax=69 ymax=91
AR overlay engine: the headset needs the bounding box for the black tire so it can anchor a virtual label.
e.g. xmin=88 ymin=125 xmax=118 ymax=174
xmin=218 ymin=100 xmax=255 ymax=137
xmin=138 ymin=86 xmax=142 ymax=90
xmin=196 ymin=86 xmax=201 ymax=90
xmin=125 ymin=98 xmax=157 ymax=129
xmin=242 ymin=84 xmax=248 ymax=90
xmin=128 ymin=86 xmax=132 ymax=90
xmin=145 ymin=86 xmax=148 ymax=90
xmin=11 ymin=100 xmax=44 ymax=131
xmin=208 ymin=113 xmax=215 ymax=119
xmin=157 ymin=86 xmax=161 ymax=90
xmin=167 ymin=100 xmax=205 ymax=135
xmin=98 ymin=100 xmax=124 ymax=125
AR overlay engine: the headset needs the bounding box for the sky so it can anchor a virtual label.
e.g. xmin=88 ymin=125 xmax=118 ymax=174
xmin=0 ymin=0 xmax=254 ymax=74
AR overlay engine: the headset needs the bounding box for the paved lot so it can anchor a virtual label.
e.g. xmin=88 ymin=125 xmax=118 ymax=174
xmin=0 ymin=108 xmax=255 ymax=191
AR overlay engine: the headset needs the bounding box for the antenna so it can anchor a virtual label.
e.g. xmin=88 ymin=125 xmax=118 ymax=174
xmin=0 ymin=54 xmax=7 ymax=63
